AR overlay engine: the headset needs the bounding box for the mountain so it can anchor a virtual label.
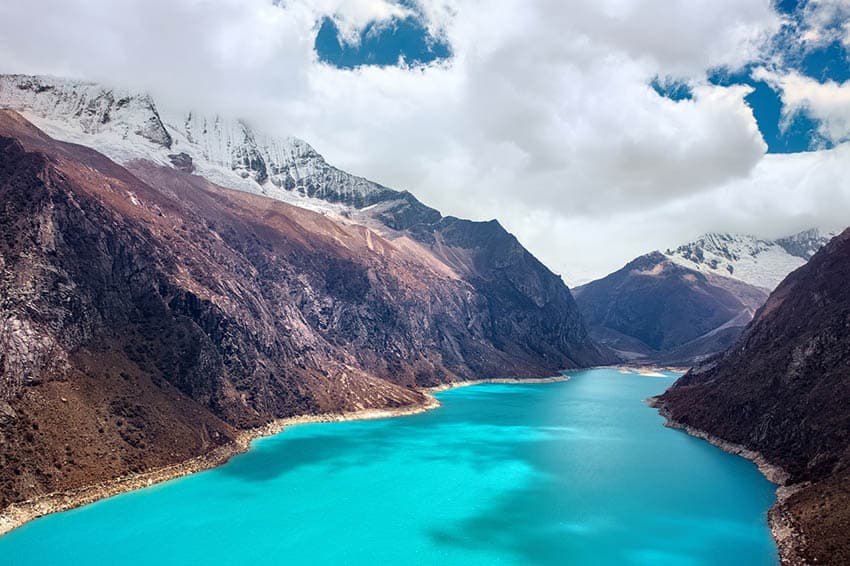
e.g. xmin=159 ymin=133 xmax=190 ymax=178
xmin=654 ymin=228 xmax=850 ymax=564
xmin=0 ymin=74 xmax=604 ymax=369
xmin=664 ymin=230 xmax=835 ymax=291
xmin=574 ymin=229 xmax=834 ymax=366
xmin=0 ymin=107 xmax=606 ymax=509
xmin=573 ymin=252 xmax=769 ymax=365
xmin=0 ymin=74 xmax=434 ymax=220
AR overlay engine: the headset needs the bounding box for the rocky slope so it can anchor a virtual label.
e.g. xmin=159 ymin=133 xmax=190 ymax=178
xmin=0 ymin=110 xmax=605 ymax=509
xmin=573 ymin=252 xmax=769 ymax=365
xmin=655 ymin=228 xmax=850 ymax=564
xmin=0 ymin=74 xmax=603 ymax=372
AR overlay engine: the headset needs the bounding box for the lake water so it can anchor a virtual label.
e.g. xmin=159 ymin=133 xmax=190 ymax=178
xmin=0 ymin=368 xmax=777 ymax=565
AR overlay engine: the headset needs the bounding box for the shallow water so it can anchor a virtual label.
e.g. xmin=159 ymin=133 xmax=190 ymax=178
xmin=1 ymin=368 xmax=777 ymax=565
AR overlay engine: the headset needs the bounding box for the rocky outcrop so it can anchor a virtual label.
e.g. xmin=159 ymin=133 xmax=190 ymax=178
xmin=573 ymin=252 xmax=768 ymax=365
xmin=0 ymin=110 xmax=604 ymax=509
xmin=656 ymin=228 xmax=850 ymax=565
xmin=774 ymin=228 xmax=836 ymax=261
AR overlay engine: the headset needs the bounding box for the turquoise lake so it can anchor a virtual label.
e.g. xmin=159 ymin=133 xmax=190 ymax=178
xmin=1 ymin=368 xmax=777 ymax=565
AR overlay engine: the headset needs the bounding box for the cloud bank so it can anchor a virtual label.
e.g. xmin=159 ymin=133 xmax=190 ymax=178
xmin=0 ymin=0 xmax=847 ymax=284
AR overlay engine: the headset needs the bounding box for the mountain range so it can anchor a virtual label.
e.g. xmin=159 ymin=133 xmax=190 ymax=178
xmin=0 ymin=74 xmax=435 ymax=223
xmin=574 ymin=229 xmax=834 ymax=365
xmin=0 ymin=75 xmax=607 ymax=509
xmin=2 ymin=73 xmax=848 ymax=562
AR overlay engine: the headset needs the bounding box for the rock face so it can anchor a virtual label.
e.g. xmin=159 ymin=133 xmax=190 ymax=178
xmin=573 ymin=252 xmax=769 ymax=365
xmin=656 ymin=228 xmax=850 ymax=564
xmin=0 ymin=74 xmax=604 ymax=373
xmin=0 ymin=110 xmax=605 ymax=508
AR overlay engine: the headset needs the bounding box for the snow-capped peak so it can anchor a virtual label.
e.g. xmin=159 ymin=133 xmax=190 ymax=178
xmin=0 ymin=74 xmax=397 ymax=216
xmin=664 ymin=230 xmax=835 ymax=290
xmin=0 ymin=74 xmax=172 ymax=150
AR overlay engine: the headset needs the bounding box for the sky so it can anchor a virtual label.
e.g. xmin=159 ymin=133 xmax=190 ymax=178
xmin=1 ymin=0 xmax=849 ymax=284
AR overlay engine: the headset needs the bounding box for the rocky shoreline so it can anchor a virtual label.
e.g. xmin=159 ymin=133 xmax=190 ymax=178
xmin=614 ymin=365 xmax=690 ymax=375
xmin=0 ymin=375 xmax=573 ymax=537
xmin=648 ymin=398 xmax=810 ymax=566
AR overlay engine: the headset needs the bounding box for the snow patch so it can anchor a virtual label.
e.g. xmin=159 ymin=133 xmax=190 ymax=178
xmin=665 ymin=230 xmax=835 ymax=290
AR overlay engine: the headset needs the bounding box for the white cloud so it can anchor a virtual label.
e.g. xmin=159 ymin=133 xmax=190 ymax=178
xmin=1 ymin=0 xmax=845 ymax=285
xmin=795 ymin=0 xmax=850 ymax=50
xmin=293 ymin=0 xmax=415 ymax=45
xmin=529 ymin=142 xmax=850 ymax=284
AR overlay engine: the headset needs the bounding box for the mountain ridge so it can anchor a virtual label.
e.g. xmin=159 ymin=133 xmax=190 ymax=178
xmin=0 ymin=74 xmax=431 ymax=220
xmin=573 ymin=251 xmax=770 ymax=365
xmin=0 ymin=74 xmax=604 ymax=372
xmin=655 ymin=228 xmax=850 ymax=564
xmin=664 ymin=229 xmax=835 ymax=290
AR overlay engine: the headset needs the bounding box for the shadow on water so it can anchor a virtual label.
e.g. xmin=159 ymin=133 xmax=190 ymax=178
xmin=424 ymin=465 xmax=773 ymax=565
xmin=218 ymin=384 xmax=564 ymax=483
xmin=217 ymin=417 xmax=551 ymax=483
xmin=211 ymin=373 xmax=774 ymax=565
xmin=418 ymin=376 xmax=777 ymax=565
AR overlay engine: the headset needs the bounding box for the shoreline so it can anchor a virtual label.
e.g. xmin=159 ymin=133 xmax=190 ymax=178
xmin=2 ymin=369 xmax=800 ymax=562
xmin=0 ymin=374 xmax=568 ymax=537
xmin=648 ymin=398 xmax=809 ymax=566
xmin=422 ymin=373 xmax=571 ymax=393
xmin=611 ymin=364 xmax=690 ymax=376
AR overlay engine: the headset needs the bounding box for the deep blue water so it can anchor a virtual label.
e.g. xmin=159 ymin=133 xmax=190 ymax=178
xmin=0 ymin=368 xmax=777 ymax=565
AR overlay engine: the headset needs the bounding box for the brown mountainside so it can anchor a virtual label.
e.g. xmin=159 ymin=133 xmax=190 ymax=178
xmin=573 ymin=252 xmax=769 ymax=365
xmin=0 ymin=110 xmax=604 ymax=508
xmin=656 ymin=228 xmax=850 ymax=564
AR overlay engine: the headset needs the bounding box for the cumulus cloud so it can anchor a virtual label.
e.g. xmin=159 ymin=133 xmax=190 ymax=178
xmin=532 ymin=142 xmax=850 ymax=283
xmin=0 ymin=0 xmax=845 ymax=283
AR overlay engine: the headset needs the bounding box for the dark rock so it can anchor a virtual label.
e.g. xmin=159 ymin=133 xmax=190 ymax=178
xmin=657 ymin=228 xmax=850 ymax=564
xmin=168 ymin=152 xmax=194 ymax=173
xmin=0 ymin=109 xmax=607 ymax=507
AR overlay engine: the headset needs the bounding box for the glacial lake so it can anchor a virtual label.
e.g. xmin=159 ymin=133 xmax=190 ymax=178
xmin=1 ymin=368 xmax=777 ymax=565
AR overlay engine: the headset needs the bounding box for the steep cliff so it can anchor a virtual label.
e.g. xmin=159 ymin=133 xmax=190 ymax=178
xmin=0 ymin=74 xmax=605 ymax=372
xmin=656 ymin=228 xmax=850 ymax=564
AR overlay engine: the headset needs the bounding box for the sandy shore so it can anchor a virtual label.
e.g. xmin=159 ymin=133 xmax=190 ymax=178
xmin=422 ymin=373 xmax=571 ymax=393
xmin=0 ymin=375 xmax=569 ymax=537
xmin=0 ymin=396 xmax=444 ymax=537
xmin=613 ymin=365 xmax=689 ymax=376
xmin=648 ymin=398 xmax=810 ymax=566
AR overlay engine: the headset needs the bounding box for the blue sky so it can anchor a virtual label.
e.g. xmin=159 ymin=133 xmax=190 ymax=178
xmin=704 ymin=0 xmax=850 ymax=153
xmin=315 ymin=13 xmax=450 ymax=69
